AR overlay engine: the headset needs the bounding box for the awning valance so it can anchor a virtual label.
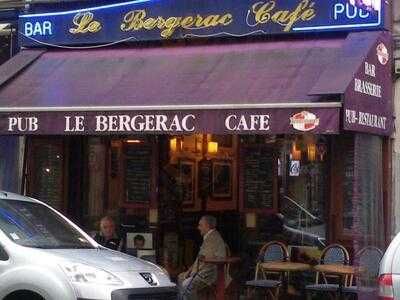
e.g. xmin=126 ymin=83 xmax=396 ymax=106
xmin=0 ymin=31 xmax=392 ymax=135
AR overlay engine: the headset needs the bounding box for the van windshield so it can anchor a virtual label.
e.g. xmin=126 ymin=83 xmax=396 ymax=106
xmin=0 ymin=199 xmax=95 ymax=249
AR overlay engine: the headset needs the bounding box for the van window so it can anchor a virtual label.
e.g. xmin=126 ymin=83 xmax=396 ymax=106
xmin=0 ymin=199 xmax=95 ymax=249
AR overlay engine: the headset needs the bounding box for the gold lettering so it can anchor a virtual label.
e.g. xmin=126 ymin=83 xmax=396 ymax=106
xmin=181 ymin=16 xmax=195 ymax=28
xmin=156 ymin=16 xmax=166 ymax=29
xmin=282 ymin=0 xmax=314 ymax=32
xmin=120 ymin=10 xmax=146 ymax=31
xmin=69 ymin=12 xmax=101 ymax=34
xmin=301 ymin=7 xmax=316 ymax=21
xmin=219 ymin=14 xmax=233 ymax=25
xmin=120 ymin=10 xmax=234 ymax=38
xmin=203 ymin=15 xmax=221 ymax=27
xmin=143 ymin=17 xmax=157 ymax=30
xmin=271 ymin=10 xmax=290 ymax=26
xmin=161 ymin=17 xmax=182 ymax=38
xmin=252 ymin=1 xmax=275 ymax=24
xmin=250 ymin=0 xmax=316 ymax=32
xmin=195 ymin=14 xmax=205 ymax=27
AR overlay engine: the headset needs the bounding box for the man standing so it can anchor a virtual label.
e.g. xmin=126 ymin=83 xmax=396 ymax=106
xmin=178 ymin=215 xmax=229 ymax=300
xmin=94 ymin=216 xmax=124 ymax=252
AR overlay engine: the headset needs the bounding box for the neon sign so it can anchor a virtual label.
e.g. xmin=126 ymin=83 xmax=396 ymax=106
xmin=19 ymin=0 xmax=385 ymax=47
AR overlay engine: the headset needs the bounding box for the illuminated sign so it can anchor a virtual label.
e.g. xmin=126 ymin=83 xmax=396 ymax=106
xmin=19 ymin=0 xmax=385 ymax=47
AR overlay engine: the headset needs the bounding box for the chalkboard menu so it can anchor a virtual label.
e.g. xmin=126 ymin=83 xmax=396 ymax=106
xmin=32 ymin=143 xmax=63 ymax=210
xmin=124 ymin=143 xmax=152 ymax=203
xmin=343 ymin=137 xmax=355 ymax=230
xmin=242 ymin=146 xmax=274 ymax=210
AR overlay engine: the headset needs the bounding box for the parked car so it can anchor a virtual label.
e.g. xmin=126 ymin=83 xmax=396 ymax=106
xmin=379 ymin=232 xmax=400 ymax=299
xmin=0 ymin=191 xmax=176 ymax=300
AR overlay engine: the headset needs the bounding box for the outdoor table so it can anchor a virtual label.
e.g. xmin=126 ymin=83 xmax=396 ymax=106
xmin=261 ymin=262 xmax=311 ymax=272
xmin=204 ymin=257 xmax=240 ymax=300
xmin=314 ymin=264 xmax=360 ymax=285
xmin=313 ymin=264 xmax=361 ymax=297
xmin=261 ymin=262 xmax=311 ymax=295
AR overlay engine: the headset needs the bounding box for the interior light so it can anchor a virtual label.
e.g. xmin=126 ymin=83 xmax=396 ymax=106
xmin=125 ymin=139 xmax=141 ymax=144
xmin=207 ymin=142 xmax=218 ymax=154
xmin=307 ymin=143 xmax=316 ymax=162
xmin=170 ymin=138 xmax=177 ymax=152
xmin=291 ymin=141 xmax=301 ymax=161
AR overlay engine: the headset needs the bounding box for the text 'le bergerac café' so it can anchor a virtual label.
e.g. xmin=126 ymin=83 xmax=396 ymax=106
xmin=69 ymin=0 xmax=317 ymax=38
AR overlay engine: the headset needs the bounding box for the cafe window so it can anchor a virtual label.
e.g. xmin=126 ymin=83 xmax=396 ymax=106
xmin=278 ymin=135 xmax=329 ymax=248
xmin=340 ymin=134 xmax=385 ymax=249
xmin=25 ymin=137 xmax=66 ymax=211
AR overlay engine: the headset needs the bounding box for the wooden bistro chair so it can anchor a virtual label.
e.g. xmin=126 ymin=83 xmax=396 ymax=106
xmin=245 ymin=241 xmax=289 ymax=300
xmin=342 ymin=246 xmax=383 ymax=299
xmin=199 ymin=243 xmax=239 ymax=300
xmin=305 ymin=243 xmax=350 ymax=300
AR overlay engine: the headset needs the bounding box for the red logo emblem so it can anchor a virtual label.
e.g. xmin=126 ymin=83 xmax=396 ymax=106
xmin=376 ymin=43 xmax=389 ymax=65
xmin=290 ymin=111 xmax=320 ymax=131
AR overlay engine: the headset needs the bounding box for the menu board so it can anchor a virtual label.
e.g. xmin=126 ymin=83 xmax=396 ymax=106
xmin=343 ymin=137 xmax=355 ymax=230
xmin=124 ymin=143 xmax=152 ymax=203
xmin=32 ymin=143 xmax=63 ymax=210
xmin=242 ymin=146 xmax=274 ymax=210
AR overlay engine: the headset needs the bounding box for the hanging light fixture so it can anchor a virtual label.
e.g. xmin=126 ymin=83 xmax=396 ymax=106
xmin=207 ymin=141 xmax=218 ymax=154
xmin=170 ymin=137 xmax=178 ymax=152
xmin=307 ymin=143 xmax=316 ymax=162
xmin=291 ymin=141 xmax=301 ymax=160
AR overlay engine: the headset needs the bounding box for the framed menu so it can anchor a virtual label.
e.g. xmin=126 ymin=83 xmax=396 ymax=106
xmin=239 ymin=144 xmax=277 ymax=213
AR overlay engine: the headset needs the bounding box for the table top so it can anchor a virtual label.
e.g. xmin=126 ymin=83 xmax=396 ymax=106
xmin=313 ymin=264 xmax=359 ymax=275
xmin=261 ymin=261 xmax=311 ymax=272
xmin=204 ymin=256 xmax=241 ymax=265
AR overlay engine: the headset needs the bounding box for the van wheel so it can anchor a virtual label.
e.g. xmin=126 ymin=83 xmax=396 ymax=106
xmin=4 ymin=290 xmax=45 ymax=300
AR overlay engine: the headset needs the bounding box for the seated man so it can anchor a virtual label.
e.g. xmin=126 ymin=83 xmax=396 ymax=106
xmin=178 ymin=215 xmax=229 ymax=300
xmin=94 ymin=216 xmax=124 ymax=252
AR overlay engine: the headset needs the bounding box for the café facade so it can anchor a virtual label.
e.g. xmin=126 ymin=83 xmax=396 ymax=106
xmin=0 ymin=0 xmax=394 ymax=285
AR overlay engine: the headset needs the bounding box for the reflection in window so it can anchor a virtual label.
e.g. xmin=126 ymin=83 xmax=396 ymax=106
xmin=278 ymin=135 xmax=329 ymax=248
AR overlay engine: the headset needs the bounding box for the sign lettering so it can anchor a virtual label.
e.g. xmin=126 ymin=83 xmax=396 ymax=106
xmin=19 ymin=0 xmax=384 ymax=47
xmin=121 ymin=10 xmax=233 ymax=38
xmin=250 ymin=0 xmax=316 ymax=32
xmin=0 ymin=109 xmax=340 ymax=135
xmin=69 ymin=12 xmax=102 ymax=34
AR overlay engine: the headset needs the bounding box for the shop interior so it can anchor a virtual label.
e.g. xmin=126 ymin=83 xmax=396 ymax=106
xmin=22 ymin=133 xmax=334 ymax=281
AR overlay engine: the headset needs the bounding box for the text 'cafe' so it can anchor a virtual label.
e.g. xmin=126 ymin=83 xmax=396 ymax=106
xmin=0 ymin=0 xmax=394 ymax=288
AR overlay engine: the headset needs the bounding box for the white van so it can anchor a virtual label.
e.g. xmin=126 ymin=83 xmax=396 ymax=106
xmin=0 ymin=191 xmax=176 ymax=300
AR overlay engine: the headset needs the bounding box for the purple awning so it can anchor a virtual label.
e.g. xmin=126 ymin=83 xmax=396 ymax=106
xmin=0 ymin=32 xmax=392 ymax=135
